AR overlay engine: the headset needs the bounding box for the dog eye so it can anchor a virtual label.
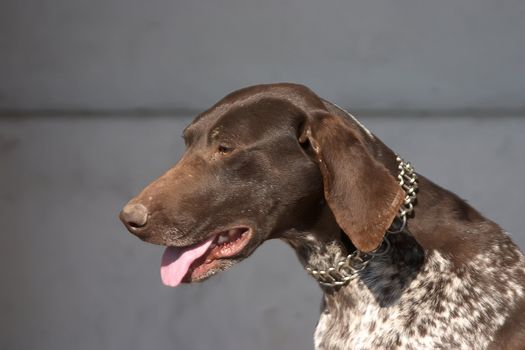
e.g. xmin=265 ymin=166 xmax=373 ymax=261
xmin=217 ymin=145 xmax=234 ymax=154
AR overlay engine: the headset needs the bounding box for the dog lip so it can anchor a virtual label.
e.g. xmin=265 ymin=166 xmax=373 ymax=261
xmin=166 ymin=226 xmax=252 ymax=248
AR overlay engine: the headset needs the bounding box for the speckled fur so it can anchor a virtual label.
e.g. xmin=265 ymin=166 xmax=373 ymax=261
xmin=290 ymin=231 xmax=525 ymax=350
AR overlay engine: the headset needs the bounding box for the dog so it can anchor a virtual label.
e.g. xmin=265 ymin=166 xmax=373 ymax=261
xmin=120 ymin=83 xmax=525 ymax=349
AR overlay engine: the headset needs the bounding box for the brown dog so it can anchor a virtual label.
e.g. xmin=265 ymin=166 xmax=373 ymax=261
xmin=120 ymin=83 xmax=525 ymax=349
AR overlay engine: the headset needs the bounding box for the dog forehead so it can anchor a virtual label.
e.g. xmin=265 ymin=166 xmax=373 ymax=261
xmin=187 ymin=101 xmax=297 ymax=143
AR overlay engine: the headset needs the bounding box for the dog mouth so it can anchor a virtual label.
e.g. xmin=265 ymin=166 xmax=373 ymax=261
xmin=160 ymin=227 xmax=252 ymax=287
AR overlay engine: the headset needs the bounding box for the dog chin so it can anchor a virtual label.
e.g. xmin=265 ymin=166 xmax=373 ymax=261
xmin=184 ymin=258 xmax=238 ymax=283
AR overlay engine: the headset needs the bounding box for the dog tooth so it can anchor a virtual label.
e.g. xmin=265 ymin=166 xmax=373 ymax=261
xmin=217 ymin=234 xmax=229 ymax=245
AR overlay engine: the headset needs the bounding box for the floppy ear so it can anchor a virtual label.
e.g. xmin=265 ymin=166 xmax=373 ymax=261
xmin=299 ymin=113 xmax=404 ymax=252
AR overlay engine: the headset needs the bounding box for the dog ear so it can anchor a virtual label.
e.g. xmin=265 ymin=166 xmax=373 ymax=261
xmin=299 ymin=113 xmax=404 ymax=252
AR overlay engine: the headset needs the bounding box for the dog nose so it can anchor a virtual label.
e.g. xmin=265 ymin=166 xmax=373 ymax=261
xmin=120 ymin=203 xmax=149 ymax=229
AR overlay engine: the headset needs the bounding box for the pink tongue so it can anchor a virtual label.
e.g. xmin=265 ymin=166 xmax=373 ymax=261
xmin=160 ymin=237 xmax=214 ymax=287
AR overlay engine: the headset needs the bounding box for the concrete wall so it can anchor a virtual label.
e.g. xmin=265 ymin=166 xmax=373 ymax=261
xmin=1 ymin=114 xmax=524 ymax=350
xmin=2 ymin=1 xmax=524 ymax=349
xmin=1 ymin=0 xmax=524 ymax=111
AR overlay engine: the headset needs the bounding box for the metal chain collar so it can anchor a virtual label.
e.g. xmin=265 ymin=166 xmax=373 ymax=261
xmin=305 ymin=237 xmax=391 ymax=287
xmin=387 ymin=156 xmax=418 ymax=234
xmin=305 ymin=156 xmax=418 ymax=288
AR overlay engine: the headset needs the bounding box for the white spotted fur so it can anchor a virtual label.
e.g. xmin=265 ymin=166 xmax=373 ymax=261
xmin=289 ymin=232 xmax=525 ymax=350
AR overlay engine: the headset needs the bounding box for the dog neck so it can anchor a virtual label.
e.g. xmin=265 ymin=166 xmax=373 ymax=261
xmin=283 ymin=167 xmax=480 ymax=288
xmin=282 ymin=203 xmax=424 ymax=292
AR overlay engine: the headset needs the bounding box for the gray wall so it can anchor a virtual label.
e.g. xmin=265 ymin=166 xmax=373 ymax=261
xmin=1 ymin=1 xmax=525 ymax=350
xmin=1 ymin=0 xmax=524 ymax=111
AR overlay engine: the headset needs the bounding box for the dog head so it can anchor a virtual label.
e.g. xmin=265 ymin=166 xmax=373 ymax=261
xmin=119 ymin=83 xmax=403 ymax=286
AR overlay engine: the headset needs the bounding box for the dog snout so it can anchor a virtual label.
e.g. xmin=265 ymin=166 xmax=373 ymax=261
xmin=120 ymin=203 xmax=149 ymax=230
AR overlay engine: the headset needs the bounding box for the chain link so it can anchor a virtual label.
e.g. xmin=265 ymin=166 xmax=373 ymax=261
xmin=387 ymin=156 xmax=418 ymax=234
xmin=305 ymin=155 xmax=418 ymax=287
xmin=305 ymin=237 xmax=391 ymax=287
